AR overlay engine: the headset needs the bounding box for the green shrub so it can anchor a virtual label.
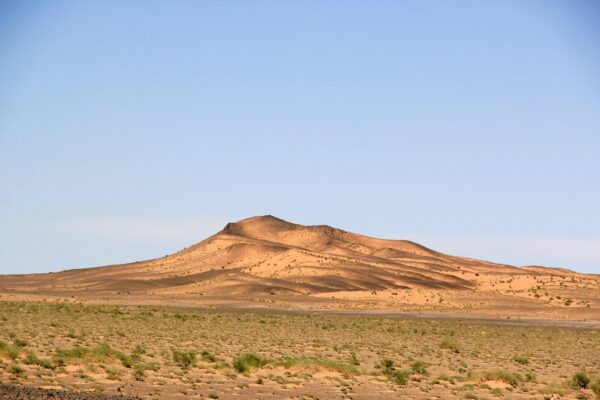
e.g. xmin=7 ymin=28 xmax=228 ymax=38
xmin=90 ymin=343 xmax=118 ymax=360
xmin=54 ymin=346 xmax=88 ymax=360
xmin=525 ymin=372 xmax=537 ymax=382
xmin=281 ymin=356 xmax=357 ymax=374
xmin=0 ymin=341 xmax=21 ymax=360
xmin=53 ymin=344 xmax=131 ymax=368
xmin=381 ymin=358 xmax=394 ymax=374
xmin=440 ymin=340 xmax=460 ymax=353
xmin=133 ymin=364 xmax=145 ymax=380
xmin=53 ymin=346 xmax=86 ymax=366
xmin=201 ymin=350 xmax=216 ymax=362
xmin=132 ymin=362 xmax=159 ymax=380
xmin=513 ymin=355 xmax=528 ymax=365
xmin=349 ymin=351 xmax=360 ymax=366
xmin=590 ymin=379 xmax=600 ymax=398
xmin=233 ymin=353 xmax=266 ymax=373
xmin=91 ymin=343 xmax=132 ymax=368
xmin=118 ymin=354 xmax=133 ymax=368
xmin=480 ymin=370 xmax=522 ymax=387
xmin=379 ymin=358 xmax=409 ymax=385
xmin=23 ymin=353 xmax=54 ymax=369
xmin=411 ymin=360 xmax=427 ymax=375
xmin=392 ymin=369 xmax=410 ymax=385
xmin=173 ymin=350 xmax=197 ymax=369
xmin=105 ymin=368 xmax=121 ymax=380
xmin=131 ymin=345 xmax=146 ymax=362
xmin=571 ymin=372 xmax=590 ymax=389
xmin=9 ymin=364 xmax=24 ymax=376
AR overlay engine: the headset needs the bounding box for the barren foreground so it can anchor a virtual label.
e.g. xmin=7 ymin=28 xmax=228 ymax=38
xmin=1 ymin=301 xmax=599 ymax=400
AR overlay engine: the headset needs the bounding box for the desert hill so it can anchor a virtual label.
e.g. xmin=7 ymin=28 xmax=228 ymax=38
xmin=1 ymin=215 xmax=598 ymax=319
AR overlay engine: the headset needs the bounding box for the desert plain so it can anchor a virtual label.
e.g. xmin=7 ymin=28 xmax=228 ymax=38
xmin=0 ymin=216 xmax=599 ymax=399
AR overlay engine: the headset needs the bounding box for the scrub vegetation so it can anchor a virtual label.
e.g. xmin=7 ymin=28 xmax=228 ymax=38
xmin=0 ymin=300 xmax=598 ymax=399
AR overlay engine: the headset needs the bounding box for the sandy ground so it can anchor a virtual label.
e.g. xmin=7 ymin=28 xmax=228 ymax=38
xmin=1 ymin=301 xmax=599 ymax=400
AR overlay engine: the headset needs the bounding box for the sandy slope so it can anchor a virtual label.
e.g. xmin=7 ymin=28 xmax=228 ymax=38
xmin=1 ymin=215 xmax=598 ymax=320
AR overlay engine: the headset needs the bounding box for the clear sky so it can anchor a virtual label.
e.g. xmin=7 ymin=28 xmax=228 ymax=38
xmin=1 ymin=0 xmax=599 ymax=275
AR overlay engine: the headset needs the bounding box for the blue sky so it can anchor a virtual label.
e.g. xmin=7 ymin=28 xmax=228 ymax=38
xmin=1 ymin=0 xmax=599 ymax=274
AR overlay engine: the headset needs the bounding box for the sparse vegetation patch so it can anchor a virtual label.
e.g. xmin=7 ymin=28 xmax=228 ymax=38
xmin=0 ymin=300 xmax=597 ymax=399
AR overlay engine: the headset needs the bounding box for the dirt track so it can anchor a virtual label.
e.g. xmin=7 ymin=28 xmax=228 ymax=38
xmin=0 ymin=385 xmax=140 ymax=400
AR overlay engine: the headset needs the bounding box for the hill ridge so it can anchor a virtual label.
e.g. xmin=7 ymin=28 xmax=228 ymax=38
xmin=1 ymin=215 xmax=598 ymax=319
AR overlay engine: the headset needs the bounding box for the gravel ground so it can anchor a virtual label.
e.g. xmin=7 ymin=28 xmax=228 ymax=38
xmin=0 ymin=385 xmax=141 ymax=400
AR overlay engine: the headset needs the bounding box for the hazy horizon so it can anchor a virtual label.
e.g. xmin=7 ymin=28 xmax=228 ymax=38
xmin=1 ymin=1 xmax=599 ymax=274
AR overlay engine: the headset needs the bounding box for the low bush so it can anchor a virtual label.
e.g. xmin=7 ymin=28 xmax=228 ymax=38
xmin=132 ymin=362 xmax=159 ymax=380
xmin=571 ymin=372 xmax=590 ymax=389
xmin=381 ymin=358 xmax=394 ymax=374
xmin=392 ymin=369 xmax=410 ymax=385
xmin=53 ymin=344 xmax=132 ymax=368
xmin=590 ymin=379 xmax=600 ymax=398
xmin=440 ymin=340 xmax=460 ymax=353
xmin=173 ymin=350 xmax=197 ymax=369
xmin=282 ymin=356 xmax=357 ymax=374
xmin=23 ymin=352 xmax=54 ymax=369
xmin=480 ymin=370 xmax=523 ymax=387
xmin=201 ymin=350 xmax=216 ymax=362
xmin=233 ymin=353 xmax=266 ymax=373
xmin=513 ymin=355 xmax=528 ymax=365
xmin=0 ymin=341 xmax=21 ymax=360
xmin=349 ymin=351 xmax=360 ymax=366
xmin=9 ymin=364 xmax=24 ymax=376
xmin=379 ymin=358 xmax=410 ymax=386
xmin=411 ymin=360 xmax=428 ymax=375
xmin=131 ymin=345 xmax=146 ymax=362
